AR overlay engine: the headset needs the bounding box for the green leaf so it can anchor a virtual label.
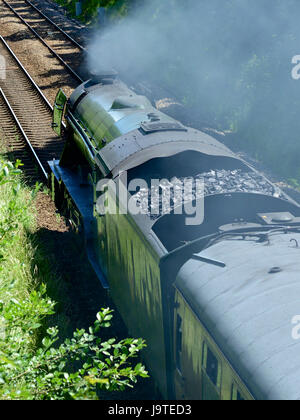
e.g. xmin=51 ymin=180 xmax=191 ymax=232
xmin=30 ymin=323 xmax=42 ymax=330
xmin=84 ymin=376 xmax=109 ymax=386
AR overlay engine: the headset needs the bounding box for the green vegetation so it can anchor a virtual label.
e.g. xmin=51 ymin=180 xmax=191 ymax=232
xmin=54 ymin=0 xmax=131 ymax=22
xmin=0 ymin=157 xmax=148 ymax=400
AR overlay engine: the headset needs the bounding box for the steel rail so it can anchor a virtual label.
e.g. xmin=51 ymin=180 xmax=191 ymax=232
xmin=0 ymin=35 xmax=53 ymax=111
xmin=2 ymin=0 xmax=83 ymax=83
xmin=0 ymin=35 xmax=66 ymax=128
xmin=0 ymin=88 xmax=48 ymax=179
xmin=0 ymin=36 xmax=66 ymax=177
xmin=24 ymin=0 xmax=85 ymax=52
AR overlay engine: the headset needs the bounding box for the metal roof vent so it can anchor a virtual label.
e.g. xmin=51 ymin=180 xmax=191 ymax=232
xmin=147 ymin=112 xmax=160 ymax=122
xmin=111 ymin=97 xmax=142 ymax=110
xmin=272 ymin=214 xmax=293 ymax=223
xmin=88 ymin=69 xmax=118 ymax=85
xmin=258 ymin=212 xmax=295 ymax=225
xmin=269 ymin=267 xmax=282 ymax=274
xmin=140 ymin=122 xmax=188 ymax=134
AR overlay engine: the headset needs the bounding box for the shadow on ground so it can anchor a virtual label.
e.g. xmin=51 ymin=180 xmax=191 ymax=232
xmin=29 ymin=224 xmax=157 ymax=400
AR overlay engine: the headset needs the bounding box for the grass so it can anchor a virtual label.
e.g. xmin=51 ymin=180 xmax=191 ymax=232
xmin=0 ymin=158 xmax=55 ymax=350
xmin=0 ymin=164 xmax=36 ymax=304
xmin=0 ymin=152 xmax=76 ymax=342
xmin=0 ymin=154 xmax=148 ymax=399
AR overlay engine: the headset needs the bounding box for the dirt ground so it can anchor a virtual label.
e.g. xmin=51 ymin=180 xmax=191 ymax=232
xmin=0 ymin=0 xmax=78 ymax=103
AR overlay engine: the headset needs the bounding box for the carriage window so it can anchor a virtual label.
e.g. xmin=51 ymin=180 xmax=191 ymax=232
xmin=175 ymin=314 xmax=183 ymax=372
xmin=237 ymin=391 xmax=245 ymax=401
xmin=231 ymin=384 xmax=245 ymax=400
xmin=205 ymin=347 xmax=218 ymax=386
xmin=202 ymin=343 xmax=221 ymax=400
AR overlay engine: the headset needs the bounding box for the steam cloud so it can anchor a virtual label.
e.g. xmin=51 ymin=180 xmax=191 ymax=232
xmin=86 ymin=0 xmax=300 ymax=181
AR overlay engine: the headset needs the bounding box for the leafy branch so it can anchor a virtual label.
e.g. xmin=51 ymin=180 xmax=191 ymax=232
xmin=0 ymin=299 xmax=148 ymax=400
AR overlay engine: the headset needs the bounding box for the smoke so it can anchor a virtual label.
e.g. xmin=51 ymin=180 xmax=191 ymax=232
xmin=86 ymin=0 xmax=300 ymax=181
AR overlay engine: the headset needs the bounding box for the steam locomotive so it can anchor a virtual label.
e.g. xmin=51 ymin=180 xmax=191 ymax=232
xmin=50 ymin=71 xmax=300 ymax=400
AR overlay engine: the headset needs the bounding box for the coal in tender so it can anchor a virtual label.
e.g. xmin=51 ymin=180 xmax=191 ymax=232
xmin=130 ymin=169 xmax=284 ymax=220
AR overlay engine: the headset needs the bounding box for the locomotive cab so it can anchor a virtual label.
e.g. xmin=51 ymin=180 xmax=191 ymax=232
xmin=52 ymin=89 xmax=67 ymax=137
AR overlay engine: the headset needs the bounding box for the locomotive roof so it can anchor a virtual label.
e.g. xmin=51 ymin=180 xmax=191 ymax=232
xmin=68 ymin=79 xmax=239 ymax=176
xmin=96 ymin=127 xmax=238 ymax=177
xmin=175 ymin=230 xmax=300 ymax=400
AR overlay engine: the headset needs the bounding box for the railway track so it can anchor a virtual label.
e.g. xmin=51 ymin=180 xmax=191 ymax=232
xmin=0 ymin=88 xmax=46 ymax=179
xmin=2 ymin=0 xmax=84 ymax=83
xmin=0 ymin=36 xmax=65 ymax=179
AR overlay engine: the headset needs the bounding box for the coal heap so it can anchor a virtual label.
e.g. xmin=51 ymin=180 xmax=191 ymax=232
xmin=131 ymin=169 xmax=284 ymax=219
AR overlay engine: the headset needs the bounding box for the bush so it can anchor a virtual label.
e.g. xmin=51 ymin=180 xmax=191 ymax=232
xmin=54 ymin=0 xmax=132 ymax=23
xmin=0 ymin=303 xmax=148 ymax=400
xmin=0 ymin=158 xmax=148 ymax=400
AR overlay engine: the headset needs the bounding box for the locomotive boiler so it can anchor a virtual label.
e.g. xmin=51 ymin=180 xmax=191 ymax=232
xmin=50 ymin=71 xmax=300 ymax=400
